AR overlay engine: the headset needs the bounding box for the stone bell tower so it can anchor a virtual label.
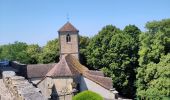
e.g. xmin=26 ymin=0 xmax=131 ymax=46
xmin=58 ymin=22 xmax=79 ymax=60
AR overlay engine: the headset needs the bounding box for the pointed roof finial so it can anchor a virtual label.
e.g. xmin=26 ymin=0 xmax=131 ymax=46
xmin=66 ymin=13 xmax=69 ymax=22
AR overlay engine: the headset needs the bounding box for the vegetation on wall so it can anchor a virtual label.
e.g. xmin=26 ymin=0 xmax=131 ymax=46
xmin=0 ymin=18 xmax=169 ymax=99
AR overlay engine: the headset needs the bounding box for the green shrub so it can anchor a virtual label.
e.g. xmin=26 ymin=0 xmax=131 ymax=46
xmin=73 ymin=90 xmax=103 ymax=100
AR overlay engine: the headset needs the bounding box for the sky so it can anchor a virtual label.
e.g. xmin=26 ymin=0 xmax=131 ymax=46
xmin=0 ymin=0 xmax=170 ymax=46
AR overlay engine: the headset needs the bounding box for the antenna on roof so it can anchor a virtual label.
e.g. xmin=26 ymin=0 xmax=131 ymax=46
xmin=66 ymin=13 xmax=70 ymax=22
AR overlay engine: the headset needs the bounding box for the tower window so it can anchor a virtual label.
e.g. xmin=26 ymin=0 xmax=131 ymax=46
xmin=66 ymin=34 xmax=71 ymax=42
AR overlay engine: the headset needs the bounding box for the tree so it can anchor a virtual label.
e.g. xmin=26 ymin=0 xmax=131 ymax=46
xmin=86 ymin=25 xmax=141 ymax=98
xmin=0 ymin=41 xmax=30 ymax=64
xmin=39 ymin=38 xmax=59 ymax=63
xmin=79 ymin=35 xmax=90 ymax=66
xmin=136 ymin=19 xmax=170 ymax=99
xmin=26 ymin=44 xmax=41 ymax=64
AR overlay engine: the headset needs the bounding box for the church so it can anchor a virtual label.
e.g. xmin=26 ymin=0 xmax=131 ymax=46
xmin=10 ymin=22 xmax=118 ymax=100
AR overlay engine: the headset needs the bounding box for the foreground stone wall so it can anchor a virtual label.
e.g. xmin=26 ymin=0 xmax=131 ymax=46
xmin=2 ymin=71 xmax=45 ymax=100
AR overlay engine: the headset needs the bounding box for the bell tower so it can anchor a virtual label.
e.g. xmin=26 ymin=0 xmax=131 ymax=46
xmin=58 ymin=22 xmax=79 ymax=60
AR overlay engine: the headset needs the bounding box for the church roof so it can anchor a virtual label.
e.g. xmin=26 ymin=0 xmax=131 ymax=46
xmin=27 ymin=54 xmax=113 ymax=90
xmin=58 ymin=22 xmax=79 ymax=32
xmin=27 ymin=63 xmax=55 ymax=78
xmin=46 ymin=57 xmax=72 ymax=77
xmin=86 ymin=70 xmax=104 ymax=77
xmin=83 ymin=72 xmax=113 ymax=90
xmin=44 ymin=54 xmax=113 ymax=90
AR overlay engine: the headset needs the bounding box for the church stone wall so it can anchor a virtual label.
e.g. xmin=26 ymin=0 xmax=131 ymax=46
xmin=59 ymin=32 xmax=79 ymax=59
xmin=38 ymin=77 xmax=53 ymax=99
xmin=53 ymin=77 xmax=73 ymax=96
xmin=37 ymin=77 xmax=73 ymax=100
xmin=80 ymin=76 xmax=118 ymax=100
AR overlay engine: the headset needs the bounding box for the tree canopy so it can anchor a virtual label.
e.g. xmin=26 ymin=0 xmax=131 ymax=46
xmin=38 ymin=38 xmax=60 ymax=64
xmin=85 ymin=24 xmax=141 ymax=98
xmin=136 ymin=19 xmax=170 ymax=99
xmin=0 ymin=42 xmax=30 ymax=63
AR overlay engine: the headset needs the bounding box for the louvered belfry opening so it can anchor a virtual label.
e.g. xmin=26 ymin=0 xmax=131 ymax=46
xmin=66 ymin=34 xmax=71 ymax=42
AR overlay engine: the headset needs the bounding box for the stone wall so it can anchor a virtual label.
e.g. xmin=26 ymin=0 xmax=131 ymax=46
xmin=2 ymin=71 xmax=45 ymax=100
xmin=30 ymin=77 xmax=41 ymax=84
xmin=10 ymin=61 xmax=27 ymax=78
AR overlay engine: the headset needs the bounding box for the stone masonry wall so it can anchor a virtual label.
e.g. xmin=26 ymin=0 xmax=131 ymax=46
xmin=59 ymin=32 xmax=79 ymax=59
xmin=2 ymin=71 xmax=45 ymax=100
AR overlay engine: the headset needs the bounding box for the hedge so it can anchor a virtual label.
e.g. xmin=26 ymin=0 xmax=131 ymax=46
xmin=73 ymin=90 xmax=103 ymax=100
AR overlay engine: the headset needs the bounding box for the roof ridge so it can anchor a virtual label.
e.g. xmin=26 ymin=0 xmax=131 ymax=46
xmin=66 ymin=54 xmax=88 ymax=73
xmin=64 ymin=56 xmax=73 ymax=75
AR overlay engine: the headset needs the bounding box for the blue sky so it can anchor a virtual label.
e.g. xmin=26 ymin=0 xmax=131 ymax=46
xmin=0 ymin=0 xmax=170 ymax=46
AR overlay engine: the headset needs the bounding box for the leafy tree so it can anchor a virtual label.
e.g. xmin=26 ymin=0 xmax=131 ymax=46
xmin=39 ymin=38 xmax=59 ymax=63
xmin=0 ymin=41 xmax=30 ymax=64
xmin=79 ymin=35 xmax=90 ymax=66
xmin=136 ymin=19 xmax=170 ymax=99
xmin=26 ymin=44 xmax=41 ymax=64
xmin=86 ymin=25 xmax=141 ymax=98
xmin=0 ymin=46 xmax=2 ymax=59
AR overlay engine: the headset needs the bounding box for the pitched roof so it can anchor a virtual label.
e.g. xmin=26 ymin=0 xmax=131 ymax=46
xmin=36 ymin=54 xmax=113 ymax=90
xmin=64 ymin=55 xmax=113 ymax=90
xmin=58 ymin=22 xmax=79 ymax=32
xmin=27 ymin=63 xmax=56 ymax=78
xmin=65 ymin=54 xmax=88 ymax=74
xmin=46 ymin=57 xmax=72 ymax=77
xmin=86 ymin=70 xmax=104 ymax=76
xmin=83 ymin=72 xmax=113 ymax=90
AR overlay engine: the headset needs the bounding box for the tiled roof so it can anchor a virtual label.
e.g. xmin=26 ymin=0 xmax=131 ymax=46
xmin=46 ymin=57 xmax=72 ymax=77
xmin=58 ymin=22 xmax=79 ymax=32
xmin=35 ymin=54 xmax=113 ymax=90
xmin=46 ymin=54 xmax=88 ymax=77
xmin=27 ymin=63 xmax=56 ymax=78
xmin=83 ymin=72 xmax=113 ymax=90
xmin=65 ymin=54 xmax=88 ymax=74
xmin=64 ymin=55 xmax=113 ymax=90
xmin=86 ymin=70 xmax=104 ymax=76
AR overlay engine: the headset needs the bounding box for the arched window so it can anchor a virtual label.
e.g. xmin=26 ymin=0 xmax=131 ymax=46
xmin=66 ymin=34 xmax=71 ymax=42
